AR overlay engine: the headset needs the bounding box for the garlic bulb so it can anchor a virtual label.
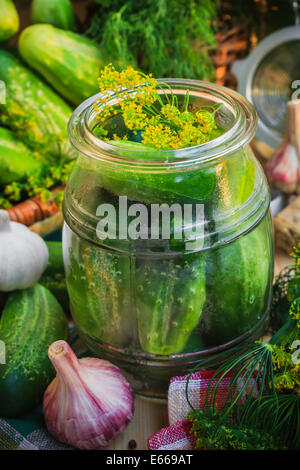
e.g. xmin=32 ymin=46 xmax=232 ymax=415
xmin=0 ymin=210 xmax=48 ymax=291
xmin=43 ymin=340 xmax=134 ymax=449
xmin=265 ymin=100 xmax=300 ymax=194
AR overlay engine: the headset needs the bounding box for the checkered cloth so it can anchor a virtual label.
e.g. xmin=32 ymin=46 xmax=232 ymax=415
xmin=148 ymin=369 xmax=258 ymax=450
xmin=0 ymin=408 xmax=72 ymax=450
xmin=148 ymin=420 xmax=195 ymax=451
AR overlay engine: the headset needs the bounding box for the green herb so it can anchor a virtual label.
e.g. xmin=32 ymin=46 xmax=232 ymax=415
xmin=241 ymin=393 xmax=300 ymax=450
xmin=87 ymin=0 xmax=218 ymax=81
xmin=0 ymin=160 xmax=75 ymax=209
xmin=94 ymin=64 xmax=222 ymax=149
xmin=188 ymin=408 xmax=283 ymax=450
xmin=185 ymin=244 xmax=300 ymax=450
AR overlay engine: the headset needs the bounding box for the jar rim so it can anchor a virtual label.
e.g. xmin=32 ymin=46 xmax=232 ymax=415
xmin=68 ymin=79 xmax=257 ymax=169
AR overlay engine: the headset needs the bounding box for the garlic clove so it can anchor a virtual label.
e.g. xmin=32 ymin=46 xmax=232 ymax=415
xmin=265 ymin=100 xmax=300 ymax=194
xmin=265 ymin=142 xmax=298 ymax=194
xmin=44 ymin=340 xmax=134 ymax=450
xmin=0 ymin=210 xmax=12 ymax=232
xmin=0 ymin=210 xmax=48 ymax=291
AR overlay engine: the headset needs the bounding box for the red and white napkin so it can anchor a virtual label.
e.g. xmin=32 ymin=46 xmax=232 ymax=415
xmin=148 ymin=369 xmax=258 ymax=450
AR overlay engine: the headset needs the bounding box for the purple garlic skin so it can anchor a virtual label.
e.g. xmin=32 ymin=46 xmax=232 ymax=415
xmin=43 ymin=340 xmax=134 ymax=450
xmin=265 ymin=142 xmax=298 ymax=193
xmin=265 ymin=100 xmax=300 ymax=194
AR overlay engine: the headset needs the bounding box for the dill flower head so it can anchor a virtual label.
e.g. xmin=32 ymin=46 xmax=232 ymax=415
xmin=196 ymin=110 xmax=216 ymax=134
xmin=178 ymin=123 xmax=209 ymax=147
xmin=160 ymin=104 xmax=181 ymax=122
xmin=94 ymin=64 xmax=222 ymax=150
xmin=142 ymin=124 xmax=180 ymax=149
xmin=290 ymin=297 xmax=300 ymax=328
xmin=97 ymin=64 xmax=121 ymax=94
xmin=271 ymin=344 xmax=300 ymax=396
xmin=122 ymin=102 xmax=148 ymax=130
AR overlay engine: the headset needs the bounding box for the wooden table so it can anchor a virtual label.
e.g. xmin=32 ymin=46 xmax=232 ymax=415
xmin=107 ymin=248 xmax=292 ymax=450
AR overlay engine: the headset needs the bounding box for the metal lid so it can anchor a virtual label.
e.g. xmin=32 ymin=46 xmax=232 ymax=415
xmin=232 ymin=25 xmax=300 ymax=149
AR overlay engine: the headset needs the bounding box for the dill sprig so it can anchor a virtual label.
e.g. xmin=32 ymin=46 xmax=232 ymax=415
xmin=188 ymin=407 xmax=283 ymax=450
xmin=287 ymin=244 xmax=300 ymax=303
xmin=185 ymin=244 xmax=300 ymax=449
xmin=93 ymin=64 xmax=223 ymax=149
xmin=0 ymin=160 xmax=75 ymax=210
xmin=86 ymin=0 xmax=218 ymax=81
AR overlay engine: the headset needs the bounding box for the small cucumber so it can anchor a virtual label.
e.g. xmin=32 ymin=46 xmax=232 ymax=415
xmin=0 ymin=284 xmax=68 ymax=417
xmin=0 ymin=50 xmax=75 ymax=163
xmin=0 ymin=0 xmax=19 ymax=43
xmin=40 ymin=242 xmax=70 ymax=311
xmin=0 ymin=126 xmax=44 ymax=185
xmin=19 ymin=24 xmax=104 ymax=105
xmin=31 ymin=0 xmax=76 ymax=31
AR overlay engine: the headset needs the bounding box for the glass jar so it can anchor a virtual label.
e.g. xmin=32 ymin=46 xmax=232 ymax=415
xmin=63 ymin=80 xmax=274 ymax=400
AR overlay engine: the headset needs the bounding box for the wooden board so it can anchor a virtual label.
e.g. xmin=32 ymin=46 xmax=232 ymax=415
xmin=107 ymin=398 xmax=169 ymax=450
xmin=108 ymin=248 xmax=292 ymax=450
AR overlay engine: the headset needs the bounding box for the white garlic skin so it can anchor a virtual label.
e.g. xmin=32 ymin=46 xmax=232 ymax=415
xmin=0 ymin=210 xmax=48 ymax=291
xmin=43 ymin=341 xmax=134 ymax=450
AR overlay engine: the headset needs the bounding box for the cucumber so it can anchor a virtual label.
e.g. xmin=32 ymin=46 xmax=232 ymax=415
xmin=66 ymin=239 xmax=133 ymax=348
xmin=43 ymin=241 xmax=65 ymax=277
xmin=73 ymin=140 xmax=216 ymax=205
xmin=0 ymin=284 xmax=68 ymax=417
xmin=200 ymin=220 xmax=272 ymax=346
xmin=39 ymin=242 xmax=70 ymax=311
xmin=19 ymin=24 xmax=103 ymax=105
xmin=135 ymin=252 xmax=206 ymax=355
xmin=214 ymin=149 xmax=255 ymax=209
xmin=0 ymin=126 xmax=44 ymax=185
xmin=0 ymin=50 xmax=75 ymax=163
xmin=0 ymin=0 xmax=19 ymax=42
xmin=31 ymin=0 xmax=76 ymax=31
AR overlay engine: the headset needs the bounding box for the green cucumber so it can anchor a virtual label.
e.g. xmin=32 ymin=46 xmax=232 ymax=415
xmin=0 ymin=126 xmax=44 ymax=185
xmin=104 ymin=140 xmax=216 ymax=203
xmin=200 ymin=220 xmax=272 ymax=346
xmin=39 ymin=242 xmax=69 ymax=311
xmin=0 ymin=50 xmax=75 ymax=163
xmin=74 ymin=140 xmax=216 ymax=205
xmin=135 ymin=252 xmax=206 ymax=355
xmin=215 ymin=149 xmax=255 ymax=208
xmin=67 ymin=239 xmax=133 ymax=348
xmin=0 ymin=0 xmax=19 ymax=42
xmin=19 ymin=24 xmax=103 ymax=105
xmin=43 ymin=242 xmax=65 ymax=277
xmin=0 ymin=284 xmax=68 ymax=417
xmin=31 ymin=0 xmax=76 ymax=31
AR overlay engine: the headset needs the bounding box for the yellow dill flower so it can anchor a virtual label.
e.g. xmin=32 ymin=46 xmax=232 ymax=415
xmin=97 ymin=64 xmax=120 ymax=93
xmin=122 ymin=101 xmax=149 ymax=130
xmin=160 ymin=106 xmax=197 ymax=131
xmin=273 ymin=372 xmax=300 ymax=394
xmin=178 ymin=123 xmax=207 ymax=147
xmin=271 ymin=344 xmax=300 ymax=396
xmin=272 ymin=345 xmax=291 ymax=369
xmin=290 ymin=297 xmax=300 ymax=328
xmin=177 ymin=111 xmax=196 ymax=126
xmin=142 ymin=124 xmax=180 ymax=149
xmin=161 ymin=104 xmax=180 ymax=122
xmin=95 ymin=64 xmax=222 ymax=148
xmin=96 ymin=64 xmax=158 ymax=128
xmin=119 ymin=66 xmax=153 ymax=93
xmin=196 ymin=110 xmax=216 ymax=135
